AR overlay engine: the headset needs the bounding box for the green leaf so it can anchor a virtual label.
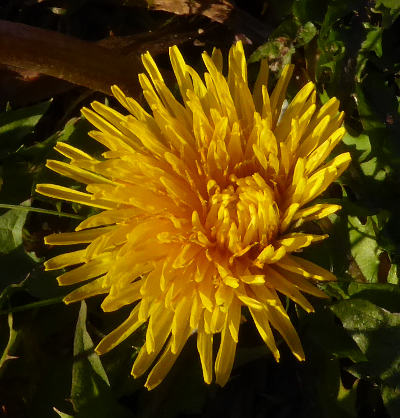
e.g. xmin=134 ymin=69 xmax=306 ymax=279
xmin=376 ymin=0 xmax=400 ymax=9
xmin=0 ymin=157 xmax=37 ymax=205
xmin=53 ymin=408 xmax=74 ymax=418
xmin=332 ymin=299 xmax=400 ymax=417
xmin=71 ymin=301 xmax=131 ymax=418
xmin=71 ymin=301 xmax=110 ymax=411
xmin=133 ymin=336 xmax=209 ymax=418
xmin=362 ymin=24 xmax=383 ymax=58
xmin=261 ymin=0 xmax=297 ymax=26
xmin=301 ymin=211 xmax=351 ymax=279
xmin=298 ymin=305 xmax=360 ymax=418
xmin=348 ymin=215 xmax=381 ymax=282
xmin=0 ymin=297 xmax=63 ymax=316
xmin=0 ymin=204 xmax=29 ymax=254
xmin=295 ymin=22 xmax=317 ymax=47
xmin=0 ymin=245 xmax=37 ymax=293
xmin=0 ymin=203 xmax=83 ymax=220
xmin=56 ymin=117 xmax=102 ymax=158
xmin=249 ymin=38 xmax=295 ymax=67
xmin=0 ymin=298 xmax=80 ymax=417
xmin=337 ymin=380 xmax=358 ymax=418
xmin=342 ymin=132 xmax=371 ymax=163
xmin=355 ymin=70 xmax=400 ymax=144
xmin=292 ymin=0 xmax=329 ymax=23
xmin=0 ymin=100 xmax=51 ymax=157
xmin=356 ymin=24 xmax=383 ymax=80
xmin=387 ymin=263 xmax=399 ymax=285
xmin=300 ymin=305 xmax=366 ymax=363
xmin=348 ymin=282 xmax=400 ymax=312
xmin=0 ymin=313 xmax=20 ymax=374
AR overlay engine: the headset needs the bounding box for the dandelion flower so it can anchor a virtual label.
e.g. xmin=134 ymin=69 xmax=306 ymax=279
xmin=36 ymin=41 xmax=351 ymax=389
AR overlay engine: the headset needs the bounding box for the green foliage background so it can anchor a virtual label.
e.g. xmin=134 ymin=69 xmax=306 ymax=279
xmin=0 ymin=1 xmax=400 ymax=417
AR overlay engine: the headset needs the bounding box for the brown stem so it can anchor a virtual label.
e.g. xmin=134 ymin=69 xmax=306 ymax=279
xmin=0 ymin=20 xmax=142 ymax=97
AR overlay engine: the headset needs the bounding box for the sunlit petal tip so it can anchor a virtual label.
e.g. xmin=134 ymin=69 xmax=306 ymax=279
xmin=273 ymin=351 xmax=280 ymax=362
xmin=80 ymin=107 xmax=91 ymax=118
xmin=56 ymin=275 xmax=66 ymax=286
xmin=293 ymin=351 xmax=306 ymax=362
xmin=94 ymin=341 xmax=108 ymax=356
xmin=38 ymin=40 xmax=350 ymax=389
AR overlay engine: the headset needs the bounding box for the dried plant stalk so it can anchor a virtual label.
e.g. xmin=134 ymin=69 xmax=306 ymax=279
xmin=0 ymin=20 xmax=142 ymax=97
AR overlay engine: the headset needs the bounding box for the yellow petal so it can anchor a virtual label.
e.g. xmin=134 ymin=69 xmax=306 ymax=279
xmin=249 ymin=307 xmax=280 ymax=361
xmin=145 ymin=324 xmax=191 ymax=390
xmin=276 ymin=233 xmax=328 ymax=253
xmin=301 ymin=152 xmax=351 ymax=204
xmin=63 ymin=275 xmax=110 ymax=304
xmin=267 ymin=304 xmax=305 ymax=361
xmin=274 ymin=267 xmax=328 ymax=299
xmin=46 ymin=160 xmax=113 ymax=185
xmin=54 ymin=142 xmax=94 ymax=160
xmin=131 ymin=344 xmax=158 ymax=379
xmin=270 ymin=64 xmax=294 ymax=127
xmin=95 ymin=304 xmax=144 ymax=355
xmin=292 ymin=203 xmax=341 ymax=223
xmin=197 ymin=330 xmax=213 ymax=384
xmin=57 ymin=254 xmax=112 ymax=286
xmin=44 ymin=249 xmax=86 ymax=270
xmin=215 ymin=310 xmax=238 ymax=387
xmin=264 ymin=266 xmax=315 ymax=313
xmin=171 ymin=295 xmax=192 ymax=353
xmin=275 ymin=81 xmax=315 ymax=141
xmin=253 ymin=58 xmax=269 ymax=114
xmin=169 ymin=46 xmax=193 ymax=102
xmin=101 ymin=279 xmax=143 ymax=312
xmin=277 ymin=255 xmax=336 ymax=281
xmin=45 ymin=226 xmax=114 ymax=245
xmin=190 ymin=292 xmax=203 ymax=329
xmin=81 ymin=107 xmax=134 ymax=151
xmin=145 ymin=305 xmax=174 ymax=354
xmin=227 ymin=299 xmax=241 ymax=343
xmin=280 ymin=203 xmax=300 ymax=233
xmin=36 ymin=184 xmax=118 ymax=210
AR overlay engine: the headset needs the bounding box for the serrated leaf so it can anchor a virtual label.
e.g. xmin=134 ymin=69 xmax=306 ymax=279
xmin=71 ymin=301 xmax=131 ymax=418
xmin=0 ymin=245 xmax=36 ymax=293
xmin=332 ymin=299 xmax=400 ymax=417
xmin=0 ymin=313 xmax=20 ymax=373
xmin=71 ymin=301 xmax=110 ymax=412
xmin=0 ymin=204 xmax=29 ymax=254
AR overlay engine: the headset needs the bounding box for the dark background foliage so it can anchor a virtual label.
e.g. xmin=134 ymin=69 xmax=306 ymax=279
xmin=0 ymin=1 xmax=400 ymax=417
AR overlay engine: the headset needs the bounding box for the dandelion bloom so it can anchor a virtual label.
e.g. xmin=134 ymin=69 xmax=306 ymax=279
xmin=37 ymin=41 xmax=350 ymax=389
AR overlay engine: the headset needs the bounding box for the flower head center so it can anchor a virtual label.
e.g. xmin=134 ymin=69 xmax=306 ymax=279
xmin=204 ymin=173 xmax=280 ymax=257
